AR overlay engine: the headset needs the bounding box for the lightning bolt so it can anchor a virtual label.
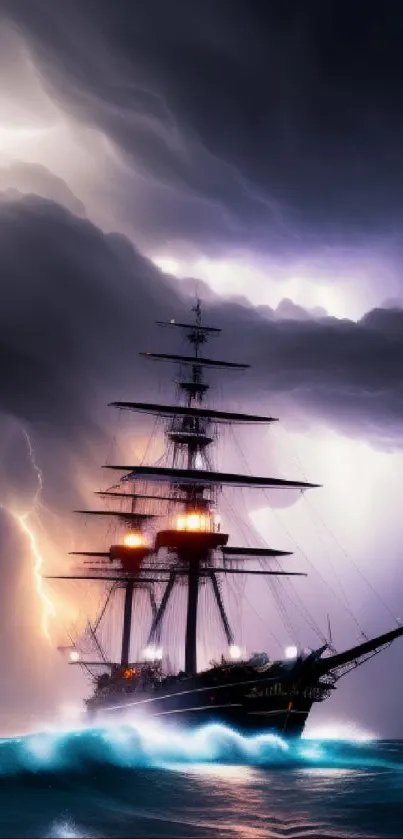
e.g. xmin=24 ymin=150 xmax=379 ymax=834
xmin=22 ymin=429 xmax=43 ymax=508
xmin=0 ymin=428 xmax=56 ymax=642
xmin=12 ymin=511 xmax=56 ymax=641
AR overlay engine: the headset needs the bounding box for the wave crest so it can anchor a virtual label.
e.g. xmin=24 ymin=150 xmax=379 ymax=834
xmin=0 ymin=719 xmax=395 ymax=782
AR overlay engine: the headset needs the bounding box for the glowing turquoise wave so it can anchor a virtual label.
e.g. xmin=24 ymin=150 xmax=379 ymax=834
xmin=0 ymin=721 xmax=399 ymax=777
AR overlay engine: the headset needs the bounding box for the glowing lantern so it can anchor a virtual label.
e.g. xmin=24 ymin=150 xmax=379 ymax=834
xmin=124 ymin=532 xmax=147 ymax=548
xmin=143 ymin=645 xmax=163 ymax=661
xmin=69 ymin=650 xmax=80 ymax=662
xmin=176 ymin=513 xmax=209 ymax=532
xmin=123 ymin=667 xmax=136 ymax=679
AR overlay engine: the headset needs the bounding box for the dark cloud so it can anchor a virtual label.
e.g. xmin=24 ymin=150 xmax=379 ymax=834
xmin=0 ymin=192 xmax=178 ymax=425
xmin=1 ymin=192 xmax=403 ymax=456
xmin=243 ymin=306 xmax=403 ymax=448
xmin=0 ymin=164 xmax=86 ymax=217
xmin=6 ymin=190 xmax=403 ymax=620
xmin=4 ymin=0 xmax=403 ymax=261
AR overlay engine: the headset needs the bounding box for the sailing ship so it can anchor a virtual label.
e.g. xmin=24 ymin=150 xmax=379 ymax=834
xmin=48 ymin=301 xmax=403 ymax=736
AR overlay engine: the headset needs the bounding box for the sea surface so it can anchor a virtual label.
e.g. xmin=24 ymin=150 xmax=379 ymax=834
xmin=0 ymin=719 xmax=402 ymax=838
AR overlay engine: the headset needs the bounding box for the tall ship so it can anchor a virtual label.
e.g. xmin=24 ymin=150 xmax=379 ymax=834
xmin=48 ymin=301 xmax=403 ymax=736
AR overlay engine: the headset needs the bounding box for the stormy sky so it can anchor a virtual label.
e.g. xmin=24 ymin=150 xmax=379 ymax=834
xmin=1 ymin=0 xmax=403 ymax=736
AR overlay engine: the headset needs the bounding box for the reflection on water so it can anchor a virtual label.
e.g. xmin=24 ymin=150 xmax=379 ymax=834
xmin=175 ymin=763 xmax=257 ymax=783
xmin=298 ymin=766 xmax=363 ymax=776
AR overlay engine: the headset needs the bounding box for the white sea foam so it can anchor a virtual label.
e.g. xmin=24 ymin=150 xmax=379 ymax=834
xmin=303 ymin=720 xmax=376 ymax=742
xmin=46 ymin=820 xmax=92 ymax=839
xmin=0 ymin=717 xmax=385 ymax=783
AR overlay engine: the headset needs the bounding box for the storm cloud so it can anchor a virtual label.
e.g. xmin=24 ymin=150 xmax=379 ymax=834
xmin=0 ymin=192 xmax=402 ymax=451
xmin=3 ymin=0 xmax=403 ymax=273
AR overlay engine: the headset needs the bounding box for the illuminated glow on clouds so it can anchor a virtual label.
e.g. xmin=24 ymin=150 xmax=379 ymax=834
xmin=152 ymin=256 xmax=180 ymax=275
xmin=0 ymin=125 xmax=51 ymax=159
xmin=151 ymin=254 xmax=360 ymax=320
xmin=251 ymin=426 xmax=402 ymax=560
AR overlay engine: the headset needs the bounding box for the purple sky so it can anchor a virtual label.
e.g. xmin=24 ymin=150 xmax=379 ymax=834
xmin=1 ymin=0 xmax=403 ymax=737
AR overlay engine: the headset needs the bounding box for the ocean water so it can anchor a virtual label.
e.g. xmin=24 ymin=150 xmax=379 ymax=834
xmin=1 ymin=720 xmax=402 ymax=838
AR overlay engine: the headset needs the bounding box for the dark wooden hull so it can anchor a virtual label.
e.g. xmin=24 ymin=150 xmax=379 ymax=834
xmin=88 ymin=665 xmax=326 ymax=737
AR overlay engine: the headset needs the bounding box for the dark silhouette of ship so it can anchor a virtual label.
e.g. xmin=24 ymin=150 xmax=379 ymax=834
xmin=48 ymin=301 xmax=403 ymax=736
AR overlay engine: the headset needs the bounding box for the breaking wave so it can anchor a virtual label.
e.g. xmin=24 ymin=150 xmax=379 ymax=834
xmin=0 ymin=719 xmax=396 ymax=778
xmin=1 ymin=722 xmax=402 ymax=838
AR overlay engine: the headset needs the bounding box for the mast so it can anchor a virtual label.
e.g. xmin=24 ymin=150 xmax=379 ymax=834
xmin=185 ymin=556 xmax=200 ymax=674
xmin=131 ymin=297 xmax=317 ymax=675
xmin=49 ymin=297 xmax=318 ymax=675
xmin=110 ymin=298 xmax=314 ymax=675
xmin=183 ymin=300 xmax=205 ymax=674
xmin=121 ymin=579 xmax=134 ymax=666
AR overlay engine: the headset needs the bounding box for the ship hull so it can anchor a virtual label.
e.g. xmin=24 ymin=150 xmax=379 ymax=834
xmin=88 ymin=666 xmax=324 ymax=737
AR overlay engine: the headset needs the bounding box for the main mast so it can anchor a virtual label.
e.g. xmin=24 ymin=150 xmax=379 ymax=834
xmin=121 ymin=578 xmax=134 ymax=666
xmin=152 ymin=300 xmax=227 ymax=675
xmin=48 ymin=300 xmax=316 ymax=676
xmin=107 ymin=300 xmax=315 ymax=675
xmin=184 ymin=301 xmax=219 ymax=673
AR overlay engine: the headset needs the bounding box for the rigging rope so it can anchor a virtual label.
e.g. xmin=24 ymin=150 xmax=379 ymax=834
xmin=273 ymin=426 xmax=368 ymax=635
xmin=221 ymin=466 xmax=310 ymax=645
xmin=277 ymin=424 xmax=401 ymax=628
xmin=303 ymin=495 xmax=400 ymax=626
xmin=228 ymin=425 xmax=327 ymax=642
xmin=140 ymin=414 xmax=161 ymax=466
xmin=230 ymin=422 xmax=374 ymax=637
